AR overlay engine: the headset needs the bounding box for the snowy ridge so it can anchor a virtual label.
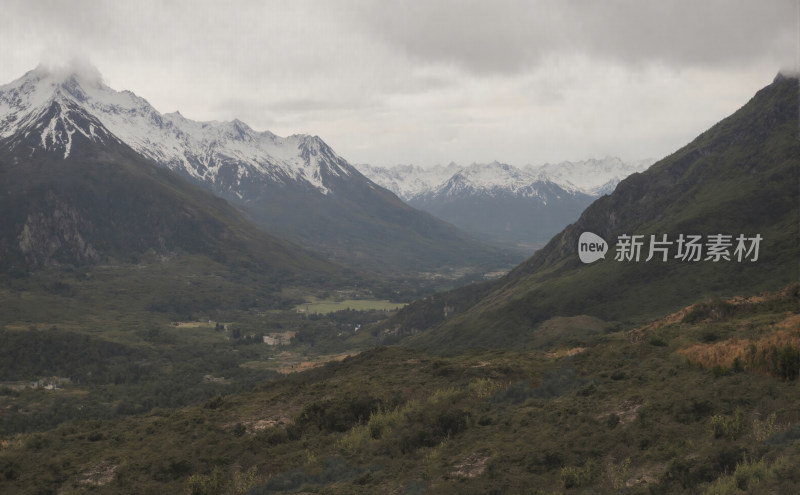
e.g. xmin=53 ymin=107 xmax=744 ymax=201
xmin=0 ymin=64 xmax=355 ymax=195
xmin=435 ymin=162 xmax=553 ymax=200
xmin=34 ymin=100 xmax=111 ymax=159
xmin=526 ymin=157 xmax=653 ymax=196
xmin=355 ymin=157 xmax=652 ymax=201
xmin=356 ymin=162 xmax=460 ymax=200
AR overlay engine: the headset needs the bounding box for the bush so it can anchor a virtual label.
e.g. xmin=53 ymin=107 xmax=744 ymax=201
xmin=187 ymin=468 xmax=224 ymax=495
xmin=245 ymin=458 xmax=371 ymax=494
xmin=704 ymin=455 xmax=786 ymax=494
xmin=561 ymin=460 xmax=600 ymax=489
xmin=397 ymin=406 xmax=470 ymax=453
xmin=710 ymin=410 xmax=747 ymax=440
xmin=296 ymin=395 xmax=383 ymax=433
xmin=776 ymin=344 xmax=799 ymax=380
xmin=258 ymin=427 xmax=289 ymax=446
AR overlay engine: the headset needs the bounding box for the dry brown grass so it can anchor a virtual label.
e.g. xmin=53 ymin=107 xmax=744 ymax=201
xmin=678 ymin=314 xmax=799 ymax=374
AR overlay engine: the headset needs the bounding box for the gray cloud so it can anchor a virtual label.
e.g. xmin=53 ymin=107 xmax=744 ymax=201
xmin=351 ymin=0 xmax=797 ymax=74
xmin=0 ymin=0 xmax=795 ymax=168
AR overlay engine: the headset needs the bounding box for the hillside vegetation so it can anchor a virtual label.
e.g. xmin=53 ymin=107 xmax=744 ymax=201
xmin=0 ymin=285 xmax=797 ymax=494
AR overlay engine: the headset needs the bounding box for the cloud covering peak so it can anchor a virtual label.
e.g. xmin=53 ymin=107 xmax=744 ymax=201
xmin=32 ymin=57 xmax=105 ymax=87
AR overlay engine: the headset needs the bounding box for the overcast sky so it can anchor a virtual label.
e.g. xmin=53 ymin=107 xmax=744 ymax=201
xmin=1 ymin=0 xmax=797 ymax=167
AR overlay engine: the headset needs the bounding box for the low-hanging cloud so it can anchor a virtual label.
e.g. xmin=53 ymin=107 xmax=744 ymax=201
xmin=37 ymin=57 xmax=105 ymax=86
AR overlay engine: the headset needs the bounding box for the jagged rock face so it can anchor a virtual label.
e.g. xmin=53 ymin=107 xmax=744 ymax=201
xmin=17 ymin=192 xmax=98 ymax=266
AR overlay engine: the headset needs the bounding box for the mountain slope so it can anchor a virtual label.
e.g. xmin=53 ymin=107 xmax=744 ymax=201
xmin=0 ymin=65 xmax=511 ymax=275
xmin=383 ymin=73 xmax=800 ymax=352
xmin=0 ymin=90 xmax=343 ymax=304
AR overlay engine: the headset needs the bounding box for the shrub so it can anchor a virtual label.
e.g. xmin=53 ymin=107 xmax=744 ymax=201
xmin=682 ymin=300 xmax=737 ymax=324
xmin=296 ymin=395 xmax=383 ymax=433
xmin=561 ymin=460 xmax=600 ymax=489
xmin=710 ymin=410 xmax=747 ymax=440
xmin=258 ymin=427 xmax=289 ymax=446
xmin=703 ymin=455 xmax=786 ymax=495
xmin=751 ymin=413 xmax=777 ymax=442
xmin=606 ymin=457 xmax=631 ymax=490
xmin=776 ymin=344 xmax=799 ymax=380
xmin=187 ymin=468 xmax=224 ymax=495
xmin=467 ymin=378 xmax=499 ymax=399
xmin=397 ymin=406 xmax=470 ymax=453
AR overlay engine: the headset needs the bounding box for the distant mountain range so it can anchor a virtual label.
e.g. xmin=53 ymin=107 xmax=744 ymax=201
xmin=356 ymin=157 xmax=652 ymax=248
xmin=381 ymin=73 xmax=800 ymax=352
xmin=358 ymin=157 xmax=651 ymax=200
xmin=0 ymin=64 xmax=513 ymax=276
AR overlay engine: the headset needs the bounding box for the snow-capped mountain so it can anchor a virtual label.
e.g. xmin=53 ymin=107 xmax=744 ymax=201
xmin=0 ymin=63 xmax=513 ymax=274
xmin=355 ymin=162 xmax=461 ymax=201
xmin=354 ymin=158 xmax=650 ymax=250
xmin=0 ymin=64 xmax=355 ymax=195
xmin=410 ymin=163 xmax=595 ymax=249
xmin=432 ymin=162 xmax=572 ymax=200
xmin=526 ymin=157 xmax=653 ymax=196
xmin=356 ymin=157 xmax=651 ymax=201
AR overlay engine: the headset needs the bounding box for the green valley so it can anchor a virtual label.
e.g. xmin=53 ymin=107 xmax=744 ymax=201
xmin=0 ymin=28 xmax=797 ymax=495
xmin=0 ymin=285 xmax=797 ymax=494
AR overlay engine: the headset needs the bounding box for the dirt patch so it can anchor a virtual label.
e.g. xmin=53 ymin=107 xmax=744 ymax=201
xmin=229 ymin=417 xmax=293 ymax=434
xmin=80 ymin=461 xmax=118 ymax=486
xmin=597 ymin=401 xmax=642 ymax=425
xmin=203 ymin=374 xmax=231 ymax=384
xmin=173 ymin=320 xmax=219 ymax=329
xmin=626 ymin=462 xmax=667 ymax=488
xmin=546 ymin=347 xmax=587 ymax=359
xmin=275 ymin=352 xmax=353 ymax=374
xmin=449 ymin=453 xmax=489 ymax=479
xmin=254 ymin=417 xmax=291 ymax=430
